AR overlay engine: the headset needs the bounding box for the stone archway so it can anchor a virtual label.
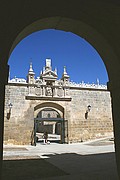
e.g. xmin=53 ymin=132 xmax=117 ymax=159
xmin=9 ymin=18 xmax=119 ymax=153
xmin=10 ymin=16 xmax=118 ymax=82
xmin=1 ymin=2 xmax=120 ymax=178
xmin=8 ymin=16 xmax=119 ymax=147
xmin=34 ymin=102 xmax=68 ymax=145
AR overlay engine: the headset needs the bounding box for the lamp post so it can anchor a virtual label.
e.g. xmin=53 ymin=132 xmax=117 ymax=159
xmin=87 ymin=105 xmax=91 ymax=112
xmin=85 ymin=105 xmax=91 ymax=119
xmin=8 ymin=103 xmax=13 ymax=113
xmin=86 ymin=105 xmax=91 ymax=139
xmin=7 ymin=103 xmax=13 ymax=119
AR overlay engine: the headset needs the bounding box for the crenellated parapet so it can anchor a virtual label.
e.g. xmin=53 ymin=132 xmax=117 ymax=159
xmin=69 ymin=81 xmax=107 ymax=90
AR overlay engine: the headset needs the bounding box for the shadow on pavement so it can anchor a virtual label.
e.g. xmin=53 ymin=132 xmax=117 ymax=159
xmin=2 ymin=158 xmax=68 ymax=180
xmin=2 ymin=152 xmax=119 ymax=180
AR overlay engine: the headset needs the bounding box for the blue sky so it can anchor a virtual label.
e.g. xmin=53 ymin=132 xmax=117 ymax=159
xmin=8 ymin=29 xmax=108 ymax=84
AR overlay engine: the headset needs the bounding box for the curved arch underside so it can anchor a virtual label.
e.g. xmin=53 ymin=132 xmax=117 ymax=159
xmin=34 ymin=101 xmax=64 ymax=113
xmin=1 ymin=1 xmax=120 ymax=179
xmin=10 ymin=16 xmax=119 ymax=83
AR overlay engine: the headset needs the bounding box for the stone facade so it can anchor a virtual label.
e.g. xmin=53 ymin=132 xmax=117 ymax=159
xmin=4 ymin=59 xmax=113 ymax=145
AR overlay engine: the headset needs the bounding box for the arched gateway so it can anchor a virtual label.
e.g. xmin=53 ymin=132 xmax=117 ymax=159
xmin=34 ymin=102 xmax=68 ymax=145
xmin=4 ymin=58 xmax=113 ymax=145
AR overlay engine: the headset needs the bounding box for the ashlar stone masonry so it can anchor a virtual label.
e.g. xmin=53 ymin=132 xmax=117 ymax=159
xmin=4 ymin=59 xmax=113 ymax=145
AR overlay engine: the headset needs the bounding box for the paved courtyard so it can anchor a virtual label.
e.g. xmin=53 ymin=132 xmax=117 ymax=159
xmin=2 ymin=137 xmax=119 ymax=180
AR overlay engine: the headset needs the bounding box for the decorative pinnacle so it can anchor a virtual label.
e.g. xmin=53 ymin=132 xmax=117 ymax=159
xmin=28 ymin=62 xmax=35 ymax=75
xmin=63 ymin=66 xmax=67 ymax=74
xmin=43 ymin=66 xmax=45 ymax=73
xmin=55 ymin=67 xmax=57 ymax=74
xmin=40 ymin=70 xmax=42 ymax=75
xmin=29 ymin=62 xmax=33 ymax=72
xmin=62 ymin=65 xmax=70 ymax=80
xmin=97 ymin=78 xmax=99 ymax=85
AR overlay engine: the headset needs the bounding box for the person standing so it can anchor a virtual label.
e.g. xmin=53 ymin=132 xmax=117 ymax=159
xmin=43 ymin=131 xmax=48 ymax=144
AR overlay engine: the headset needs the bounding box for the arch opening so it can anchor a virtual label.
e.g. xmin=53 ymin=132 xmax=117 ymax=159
xmin=0 ymin=3 xmax=119 ymax=179
xmin=34 ymin=102 xmax=66 ymax=145
xmin=5 ymin=17 xmax=114 ymax=146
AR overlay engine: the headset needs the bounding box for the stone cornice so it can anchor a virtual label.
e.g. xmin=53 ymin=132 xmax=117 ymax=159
xmin=25 ymin=95 xmax=72 ymax=101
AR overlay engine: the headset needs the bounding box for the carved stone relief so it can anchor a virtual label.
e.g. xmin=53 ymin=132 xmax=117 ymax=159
xmin=46 ymin=86 xmax=53 ymax=96
xmin=57 ymin=87 xmax=64 ymax=97
xmin=35 ymin=87 xmax=41 ymax=96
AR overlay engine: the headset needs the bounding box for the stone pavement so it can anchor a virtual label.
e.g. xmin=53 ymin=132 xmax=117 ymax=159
xmin=2 ymin=137 xmax=119 ymax=180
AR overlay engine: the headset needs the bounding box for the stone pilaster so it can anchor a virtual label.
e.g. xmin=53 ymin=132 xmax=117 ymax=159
xmin=42 ymin=86 xmax=45 ymax=96
xmin=53 ymin=87 xmax=58 ymax=97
